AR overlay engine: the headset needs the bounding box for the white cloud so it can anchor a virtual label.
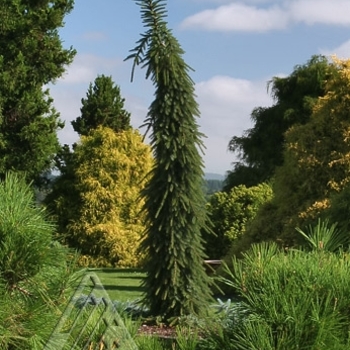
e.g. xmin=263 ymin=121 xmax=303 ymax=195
xmin=124 ymin=94 xmax=150 ymax=130
xmin=50 ymin=53 xmax=275 ymax=175
xmin=321 ymin=39 xmax=350 ymax=59
xmin=195 ymin=75 xmax=273 ymax=174
xmin=181 ymin=3 xmax=289 ymax=32
xmin=57 ymin=53 xmax=122 ymax=85
xmin=181 ymin=0 xmax=350 ymax=33
xmin=52 ymin=88 xmax=81 ymax=147
xmin=190 ymin=0 xmax=272 ymax=3
xmin=290 ymin=0 xmax=350 ymax=26
xmin=51 ymin=72 xmax=274 ymax=175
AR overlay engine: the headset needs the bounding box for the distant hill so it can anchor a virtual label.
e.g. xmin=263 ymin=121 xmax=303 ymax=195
xmin=203 ymin=173 xmax=225 ymax=196
xmin=204 ymin=173 xmax=225 ymax=181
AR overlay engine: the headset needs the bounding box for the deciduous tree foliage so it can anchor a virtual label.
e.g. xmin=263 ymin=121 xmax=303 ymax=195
xmin=232 ymin=57 xmax=350 ymax=251
xmin=0 ymin=0 xmax=75 ymax=184
xmin=204 ymin=179 xmax=224 ymax=196
xmin=326 ymin=184 xmax=350 ymax=235
xmin=49 ymin=127 xmax=153 ymax=267
xmin=204 ymin=183 xmax=272 ymax=259
xmin=127 ymin=0 xmax=213 ymax=318
xmin=72 ymin=74 xmax=131 ymax=136
xmin=225 ymin=55 xmax=333 ymax=190
xmin=276 ymin=57 xmax=350 ymax=241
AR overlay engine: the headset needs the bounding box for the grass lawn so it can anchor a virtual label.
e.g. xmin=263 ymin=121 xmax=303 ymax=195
xmin=88 ymin=268 xmax=146 ymax=301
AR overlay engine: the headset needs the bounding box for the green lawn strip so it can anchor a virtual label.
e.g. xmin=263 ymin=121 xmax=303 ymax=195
xmin=88 ymin=268 xmax=146 ymax=302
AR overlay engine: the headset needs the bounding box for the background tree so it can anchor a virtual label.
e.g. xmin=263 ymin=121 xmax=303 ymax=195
xmin=0 ymin=0 xmax=75 ymax=184
xmin=47 ymin=74 xmax=133 ymax=238
xmin=127 ymin=0 xmax=213 ymax=319
xmin=204 ymin=183 xmax=272 ymax=259
xmin=224 ymin=55 xmax=333 ymax=190
xmin=46 ymin=143 xmax=79 ymax=236
xmin=72 ymin=74 xmax=131 ymax=136
xmin=204 ymin=179 xmax=224 ymax=196
xmin=47 ymin=127 xmax=153 ymax=267
xmin=272 ymin=57 xmax=350 ymax=243
xmin=325 ymin=184 xmax=350 ymax=235
xmin=227 ymin=57 xmax=350 ymax=255
xmin=67 ymin=127 xmax=153 ymax=267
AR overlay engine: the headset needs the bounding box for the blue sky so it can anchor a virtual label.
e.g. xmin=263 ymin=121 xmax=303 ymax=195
xmin=50 ymin=0 xmax=350 ymax=175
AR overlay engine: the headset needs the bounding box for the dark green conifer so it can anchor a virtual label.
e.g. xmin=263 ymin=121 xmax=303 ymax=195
xmin=126 ymin=0 xmax=212 ymax=318
xmin=72 ymin=75 xmax=131 ymax=136
xmin=0 ymin=0 xmax=76 ymax=184
xmin=0 ymin=2 xmax=79 ymax=342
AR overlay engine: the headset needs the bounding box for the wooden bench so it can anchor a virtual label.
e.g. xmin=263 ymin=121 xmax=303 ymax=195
xmin=204 ymin=260 xmax=222 ymax=274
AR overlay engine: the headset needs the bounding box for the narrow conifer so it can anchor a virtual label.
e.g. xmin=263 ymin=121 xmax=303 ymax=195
xmin=126 ymin=0 xmax=213 ymax=318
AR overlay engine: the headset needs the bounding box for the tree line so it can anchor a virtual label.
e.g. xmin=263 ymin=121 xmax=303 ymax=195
xmin=221 ymin=55 xmax=350 ymax=259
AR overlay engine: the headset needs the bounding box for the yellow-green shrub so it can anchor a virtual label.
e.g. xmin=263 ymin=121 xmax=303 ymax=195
xmin=52 ymin=127 xmax=153 ymax=267
xmin=204 ymin=183 xmax=273 ymax=259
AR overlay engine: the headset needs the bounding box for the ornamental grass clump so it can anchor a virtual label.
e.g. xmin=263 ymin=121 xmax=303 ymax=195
xmin=216 ymin=220 xmax=350 ymax=349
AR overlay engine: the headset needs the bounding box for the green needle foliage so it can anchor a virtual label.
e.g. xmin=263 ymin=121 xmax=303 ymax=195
xmin=0 ymin=173 xmax=56 ymax=287
xmin=0 ymin=172 xmax=80 ymax=349
xmin=219 ymin=223 xmax=350 ymax=349
xmin=296 ymin=218 xmax=349 ymax=253
xmin=0 ymin=0 xmax=76 ymax=185
xmin=126 ymin=0 xmax=212 ymax=319
xmin=72 ymin=74 xmax=131 ymax=136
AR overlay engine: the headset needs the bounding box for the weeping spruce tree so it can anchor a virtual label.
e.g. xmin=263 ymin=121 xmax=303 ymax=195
xmin=127 ymin=0 xmax=212 ymax=318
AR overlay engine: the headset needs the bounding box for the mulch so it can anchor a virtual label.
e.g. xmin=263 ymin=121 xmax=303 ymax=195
xmin=137 ymin=323 xmax=177 ymax=338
